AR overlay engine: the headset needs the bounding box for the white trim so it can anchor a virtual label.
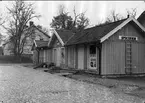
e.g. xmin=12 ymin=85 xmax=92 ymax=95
xmin=48 ymin=33 xmax=54 ymax=46
xmin=48 ymin=29 xmax=65 ymax=47
xmin=34 ymin=40 xmax=37 ymax=47
xmin=100 ymin=17 xmax=145 ymax=43
xmin=53 ymin=30 xmax=65 ymax=46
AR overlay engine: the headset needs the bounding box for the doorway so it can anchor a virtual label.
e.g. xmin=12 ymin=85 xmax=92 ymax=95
xmin=89 ymin=45 xmax=97 ymax=70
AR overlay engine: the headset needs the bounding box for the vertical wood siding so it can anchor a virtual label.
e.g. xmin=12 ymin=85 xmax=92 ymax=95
xmin=43 ymin=50 xmax=46 ymax=63
xmin=101 ymin=22 xmax=145 ymax=75
xmin=53 ymin=48 xmax=57 ymax=65
xmin=39 ymin=50 xmax=44 ymax=63
xmin=84 ymin=44 xmax=87 ymax=70
xmin=132 ymin=42 xmax=145 ymax=73
xmin=68 ymin=46 xmax=75 ymax=68
xmin=75 ymin=45 xmax=78 ymax=69
xmin=65 ymin=47 xmax=68 ymax=68
xmin=45 ymin=49 xmax=52 ymax=64
xmin=33 ymin=50 xmax=39 ymax=65
xmin=101 ymin=41 xmax=125 ymax=75
xmin=57 ymin=47 xmax=61 ymax=66
xmin=77 ymin=45 xmax=84 ymax=69
xmin=53 ymin=47 xmax=61 ymax=66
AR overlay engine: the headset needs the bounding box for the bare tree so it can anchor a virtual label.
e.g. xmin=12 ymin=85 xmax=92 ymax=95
xmin=126 ymin=8 xmax=137 ymax=18
xmin=5 ymin=1 xmax=40 ymax=58
xmin=101 ymin=8 xmax=137 ymax=25
xmin=105 ymin=10 xmax=124 ymax=24
xmin=0 ymin=14 xmax=5 ymax=26
xmin=71 ymin=6 xmax=89 ymax=31
xmin=72 ymin=6 xmax=81 ymax=28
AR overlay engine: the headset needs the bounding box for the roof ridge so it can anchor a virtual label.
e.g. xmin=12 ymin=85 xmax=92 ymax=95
xmin=65 ymin=33 xmax=75 ymax=44
xmin=33 ymin=26 xmax=50 ymax=38
xmin=85 ymin=18 xmax=127 ymax=30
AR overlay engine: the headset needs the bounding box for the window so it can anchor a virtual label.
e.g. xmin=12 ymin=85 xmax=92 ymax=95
xmin=90 ymin=45 xmax=96 ymax=54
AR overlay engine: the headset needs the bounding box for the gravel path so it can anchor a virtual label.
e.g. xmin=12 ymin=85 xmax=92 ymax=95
xmin=0 ymin=64 xmax=144 ymax=103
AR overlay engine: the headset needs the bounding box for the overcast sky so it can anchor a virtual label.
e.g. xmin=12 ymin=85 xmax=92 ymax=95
xmin=0 ymin=1 xmax=145 ymax=31
xmin=34 ymin=1 xmax=145 ymax=28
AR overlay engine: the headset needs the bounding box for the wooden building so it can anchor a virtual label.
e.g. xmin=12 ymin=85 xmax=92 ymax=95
xmin=32 ymin=40 xmax=50 ymax=65
xmin=3 ymin=21 xmax=50 ymax=57
xmin=48 ymin=30 xmax=74 ymax=68
xmin=33 ymin=14 xmax=145 ymax=76
xmin=47 ymin=17 xmax=145 ymax=76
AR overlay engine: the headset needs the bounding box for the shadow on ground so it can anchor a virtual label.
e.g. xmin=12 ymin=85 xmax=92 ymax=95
xmin=38 ymin=66 xmax=145 ymax=99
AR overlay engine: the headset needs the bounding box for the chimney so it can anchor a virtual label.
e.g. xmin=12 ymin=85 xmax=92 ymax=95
xmin=127 ymin=14 xmax=130 ymax=18
xmin=29 ymin=21 xmax=34 ymax=26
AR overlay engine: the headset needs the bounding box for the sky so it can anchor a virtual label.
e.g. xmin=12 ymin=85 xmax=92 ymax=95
xmin=0 ymin=1 xmax=145 ymax=34
xmin=34 ymin=1 xmax=145 ymax=28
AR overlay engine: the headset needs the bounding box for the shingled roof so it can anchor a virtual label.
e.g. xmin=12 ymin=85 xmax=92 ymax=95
xmin=66 ymin=18 xmax=127 ymax=45
xmin=55 ymin=30 xmax=75 ymax=44
xmin=137 ymin=11 xmax=145 ymax=23
xmin=34 ymin=40 xmax=49 ymax=48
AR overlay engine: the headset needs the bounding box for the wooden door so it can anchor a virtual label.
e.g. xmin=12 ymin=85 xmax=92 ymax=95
xmin=56 ymin=48 xmax=61 ymax=66
xmin=89 ymin=45 xmax=97 ymax=70
xmin=78 ymin=45 xmax=84 ymax=70
xmin=53 ymin=49 xmax=57 ymax=65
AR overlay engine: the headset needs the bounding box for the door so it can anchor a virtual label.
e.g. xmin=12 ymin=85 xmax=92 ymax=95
xmin=53 ymin=49 xmax=57 ymax=65
xmin=61 ymin=48 xmax=65 ymax=64
xmin=56 ymin=48 xmax=61 ymax=66
xmin=78 ymin=45 xmax=84 ymax=69
xmin=89 ymin=45 xmax=97 ymax=70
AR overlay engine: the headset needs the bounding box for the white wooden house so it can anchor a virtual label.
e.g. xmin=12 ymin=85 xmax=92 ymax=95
xmin=3 ymin=21 xmax=50 ymax=59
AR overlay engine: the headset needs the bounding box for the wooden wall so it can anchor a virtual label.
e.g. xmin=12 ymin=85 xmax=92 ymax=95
xmin=132 ymin=42 xmax=145 ymax=73
xmin=33 ymin=50 xmax=39 ymax=65
xmin=101 ymin=41 xmax=125 ymax=75
xmin=66 ymin=43 xmax=100 ymax=72
xmin=45 ymin=49 xmax=52 ymax=64
xmin=67 ymin=46 xmax=75 ymax=68
xmin=101 ymin=22 xmax=145 ymax=75
xmin=39 ymin=50 xmax=44 ymax=63
xmin=77 ymin=44 xmax=84 ymax=70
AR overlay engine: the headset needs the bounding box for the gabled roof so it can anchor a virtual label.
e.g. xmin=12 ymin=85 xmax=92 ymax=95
xmin=55 ymin=30 xmax=75 ymax=44
xmin=66 ymin=17 xmax=145 ymax=45
xmin=101 ymin=17 xmax=145 ymax=42
xmin=48 ymin=29 xmax=74 ymax=46
xmin=66 ymin=19 xmax=127 ymax=45
xmin=34 ymin=40 xmax=49 ymax=48
xmin=27 ymin=25 xmax=50 ymax=39
xmin=33 ymin=26 xmax=50 ymax=38
xmin=137 ymin=11 xmax=145 ymax=23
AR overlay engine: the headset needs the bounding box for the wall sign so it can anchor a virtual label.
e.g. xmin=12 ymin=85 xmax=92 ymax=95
xmin=119 ymin=36 xmax=138 ymax=41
